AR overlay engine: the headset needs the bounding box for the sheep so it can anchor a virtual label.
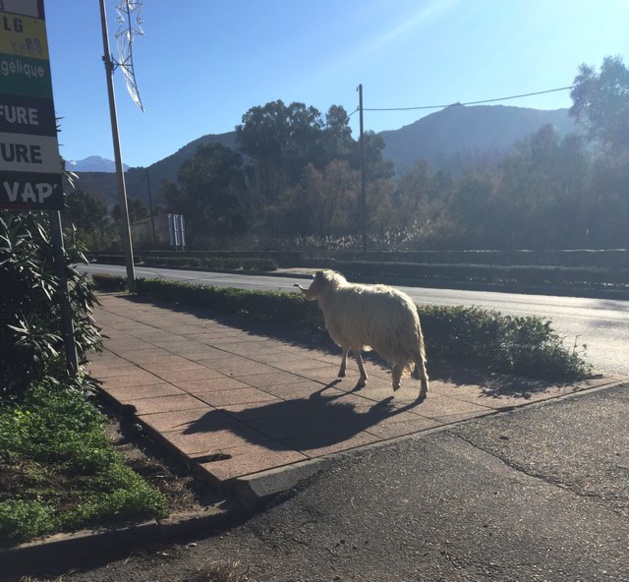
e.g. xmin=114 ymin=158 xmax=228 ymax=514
xmin=295 ymin=270 xmax=429 ymax=399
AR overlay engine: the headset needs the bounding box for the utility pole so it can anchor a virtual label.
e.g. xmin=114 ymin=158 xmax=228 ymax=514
xmin=99 ymin=0 xmax=136 ymax=291
xmin=49 ymin=211 xmax=79 ymax=377
xmin=146 ymin=167 xmax=156 ymax=244
xmin=358 ymin=84 xmax=367 ymax=253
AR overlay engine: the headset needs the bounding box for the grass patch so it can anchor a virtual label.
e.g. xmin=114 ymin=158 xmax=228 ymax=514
xmin=92 ymin=274 xmax=591 ymax=382
xmin=0 ymin=379 xmax=167 ymax=547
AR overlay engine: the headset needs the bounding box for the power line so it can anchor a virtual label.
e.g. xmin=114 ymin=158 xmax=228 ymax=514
xmin=363 ymin=85 xmax=574 ymax=112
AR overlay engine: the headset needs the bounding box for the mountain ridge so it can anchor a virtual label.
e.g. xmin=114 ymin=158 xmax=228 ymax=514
xmin=66 ymin=155 xmax=130 ymax=173
xmin=72 ymin=104 xmax=575 ymax=209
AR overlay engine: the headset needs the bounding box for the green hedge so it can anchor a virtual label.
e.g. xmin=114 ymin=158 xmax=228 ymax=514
xmin=92 ymin=274 xmax=591 ymax=382
xmin=134 ymin=277 xmax=320 ymax=329
xmin=89 ymin=253 xmax=277 ymax=272
xmin=143 ymin=255 xmax=277 ymax=272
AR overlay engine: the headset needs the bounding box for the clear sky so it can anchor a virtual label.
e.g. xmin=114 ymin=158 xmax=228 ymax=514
xmin=43 ymin=0 xmax=629 ymax=168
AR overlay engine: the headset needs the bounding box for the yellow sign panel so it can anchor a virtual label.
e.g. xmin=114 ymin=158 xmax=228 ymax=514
xmin=0 ymin=14 xmax=49 ymax=60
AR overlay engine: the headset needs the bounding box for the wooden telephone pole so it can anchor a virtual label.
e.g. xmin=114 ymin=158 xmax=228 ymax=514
xmin=358 ymin=84 xmax=367 ymax=252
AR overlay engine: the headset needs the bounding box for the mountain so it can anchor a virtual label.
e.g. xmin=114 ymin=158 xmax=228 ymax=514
xmin=67 ymin=156 xmax=129 ymax=173
xmin=381 ymin=104 xmax=575 ymax=174
xmin=72 ymin=133 xmax=237 ymax=211
xmin=73 ymin=105 xmax=575 ymax=208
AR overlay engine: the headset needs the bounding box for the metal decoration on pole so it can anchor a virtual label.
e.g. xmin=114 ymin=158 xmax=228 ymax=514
xmin=98 ymin=0 xmax=144 ymax=291
xmin=358 ymin=84 xmax=367 ymax=252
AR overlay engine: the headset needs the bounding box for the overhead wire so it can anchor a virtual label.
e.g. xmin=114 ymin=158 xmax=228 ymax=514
xmin=363 ymin=85 xmax=574 ymax=112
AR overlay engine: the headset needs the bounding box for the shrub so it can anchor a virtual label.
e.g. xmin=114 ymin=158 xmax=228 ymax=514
xmin=0 ymin=212 xmax=102 ymax=397
xmin=88 ymin=272 xmax=129 ymax=293
xmin=419 ymin=305 xmax=590 ymax=381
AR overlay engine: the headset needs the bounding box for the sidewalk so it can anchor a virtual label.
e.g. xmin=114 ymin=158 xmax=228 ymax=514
xmin=89 ymin=293 xmax=614 ymax=497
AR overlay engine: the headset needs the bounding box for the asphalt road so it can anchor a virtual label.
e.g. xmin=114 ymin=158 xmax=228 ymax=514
xmin=42 ymin=382 xmax=629 ymax=582
xmin=80 ymin=264 xmax=629 ymax=377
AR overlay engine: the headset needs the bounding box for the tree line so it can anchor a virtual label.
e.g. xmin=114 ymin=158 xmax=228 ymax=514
xmin=66 ymin=56 xmax=629 ymax=251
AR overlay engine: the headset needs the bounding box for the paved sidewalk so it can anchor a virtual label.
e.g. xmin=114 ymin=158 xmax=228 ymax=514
xmin=88 ymin=293 xmax=613 ymax=494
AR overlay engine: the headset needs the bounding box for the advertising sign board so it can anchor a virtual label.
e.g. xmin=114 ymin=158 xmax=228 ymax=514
xmin=0 ymin=0 xmax=64 ymax=210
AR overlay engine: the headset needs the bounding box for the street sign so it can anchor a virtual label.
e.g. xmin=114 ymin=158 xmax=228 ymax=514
xmin=0 ymin=0 xmax=64 ymax=210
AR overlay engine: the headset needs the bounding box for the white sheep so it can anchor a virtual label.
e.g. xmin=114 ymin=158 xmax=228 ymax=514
xmin=295 ymin=270 xmax=429 ymax=399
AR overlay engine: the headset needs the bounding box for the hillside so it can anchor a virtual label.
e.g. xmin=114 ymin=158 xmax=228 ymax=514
xmin=380 ymin=104 xmax=575 ymax=173
xmin=72 ymin=132 xmax=237 ymax=210
xmin=73 ymin=105 xmax=574 ymax=208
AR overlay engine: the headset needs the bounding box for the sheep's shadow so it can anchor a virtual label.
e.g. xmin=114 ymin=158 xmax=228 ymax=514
xmin=182 ymin=381 xmax=425 ymax=453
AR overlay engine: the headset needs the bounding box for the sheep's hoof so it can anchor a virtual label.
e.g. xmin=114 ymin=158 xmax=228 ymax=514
xmin=338 ymin=370 xmax=346 ymax=378
xmin=354 ymin=379 xmax=366 ymax=390
xmin=392 ymin=383 xmax=401 ymax=392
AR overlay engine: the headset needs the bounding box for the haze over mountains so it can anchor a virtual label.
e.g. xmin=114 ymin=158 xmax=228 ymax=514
xmin=72 ymin=104 xmax=575 ymax=209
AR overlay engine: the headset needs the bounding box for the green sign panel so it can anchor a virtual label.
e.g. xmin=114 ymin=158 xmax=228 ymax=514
xmin=0 ymin=0 xmax=64 ymax=210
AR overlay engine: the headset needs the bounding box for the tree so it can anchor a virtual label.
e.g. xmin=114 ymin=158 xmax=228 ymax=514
xmin=64 ymin=189 xmax=110 ymax=234
xmin=281 ymin=160 xmax=359 ymax=237
xmin=112 ymin=197 xmax=149 ymax=224
xmin=392 ymin=160 xmax=434 ymax=231
xmin=321 ymin=105 xmax=354 ymax=164
xmin=347 ymin=130 xmax=394 ymax=181
xmin=446 ymin=170 xmax=497 ymax=247
xmin=159 ymin=179 xmax=183 ymax=212
xmin=494 ymin=125 xmax=593 ymax=248
xmin=570 ymin=55 xmax=629 ymax=161
xmin=236 ymin=100 xmax=324 ymax=204
xmin=570 ymin=56 xmax=629 ymax=247
xmin=168 ymin=143 xmax=248 ymax=242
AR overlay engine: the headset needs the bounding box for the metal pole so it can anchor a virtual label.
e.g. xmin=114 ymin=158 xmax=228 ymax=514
xmin=358 ymin=84 xmax=367 ymax=252
xmin=49 ymin=210 xmax=78 ymax=377
xmin=99 ymin=0 xmax=136 ymax=291
xmin=146 ymin=167 xmax=156 ymax=244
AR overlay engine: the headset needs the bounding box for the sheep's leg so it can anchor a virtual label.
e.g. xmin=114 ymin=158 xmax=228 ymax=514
xmin=415 ymin=350 xmax=429 ymax=399
xmin=354 ymin=351 xmax=368 ymax=387
xmin=338 ymin=347 xmax=349 ymax=378
xmin=391 ymin=364 xmax=403 ymax=391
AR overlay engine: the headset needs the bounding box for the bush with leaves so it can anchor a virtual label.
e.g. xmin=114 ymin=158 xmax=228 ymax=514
xmin=419 ymin=305 xmax=590 ymax=381
xmin=0 ymin=211 xmax=102 ymax=397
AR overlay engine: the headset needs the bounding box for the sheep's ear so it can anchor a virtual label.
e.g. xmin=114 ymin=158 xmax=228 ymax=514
xmin=314 ymin=270 xmax=324 ymax=280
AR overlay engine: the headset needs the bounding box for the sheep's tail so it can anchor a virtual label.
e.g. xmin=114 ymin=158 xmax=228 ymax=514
xmin=413 ymin=321 xmax=429 ymax=397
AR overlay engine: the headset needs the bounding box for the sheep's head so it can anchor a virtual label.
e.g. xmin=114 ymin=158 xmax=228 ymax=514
xmin=294 ymin=270 xmax=345 ymax=300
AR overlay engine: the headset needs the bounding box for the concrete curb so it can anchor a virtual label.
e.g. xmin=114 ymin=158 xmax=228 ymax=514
xmin=1 ymin=508 xmax=234 ymax=579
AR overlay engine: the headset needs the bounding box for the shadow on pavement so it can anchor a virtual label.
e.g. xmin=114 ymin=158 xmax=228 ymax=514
xmin=182 ymin=381 xmax=426 ymax=452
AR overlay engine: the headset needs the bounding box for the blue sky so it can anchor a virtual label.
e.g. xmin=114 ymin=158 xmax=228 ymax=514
xmin=43 ymin=0 xmax=629 ymax=168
